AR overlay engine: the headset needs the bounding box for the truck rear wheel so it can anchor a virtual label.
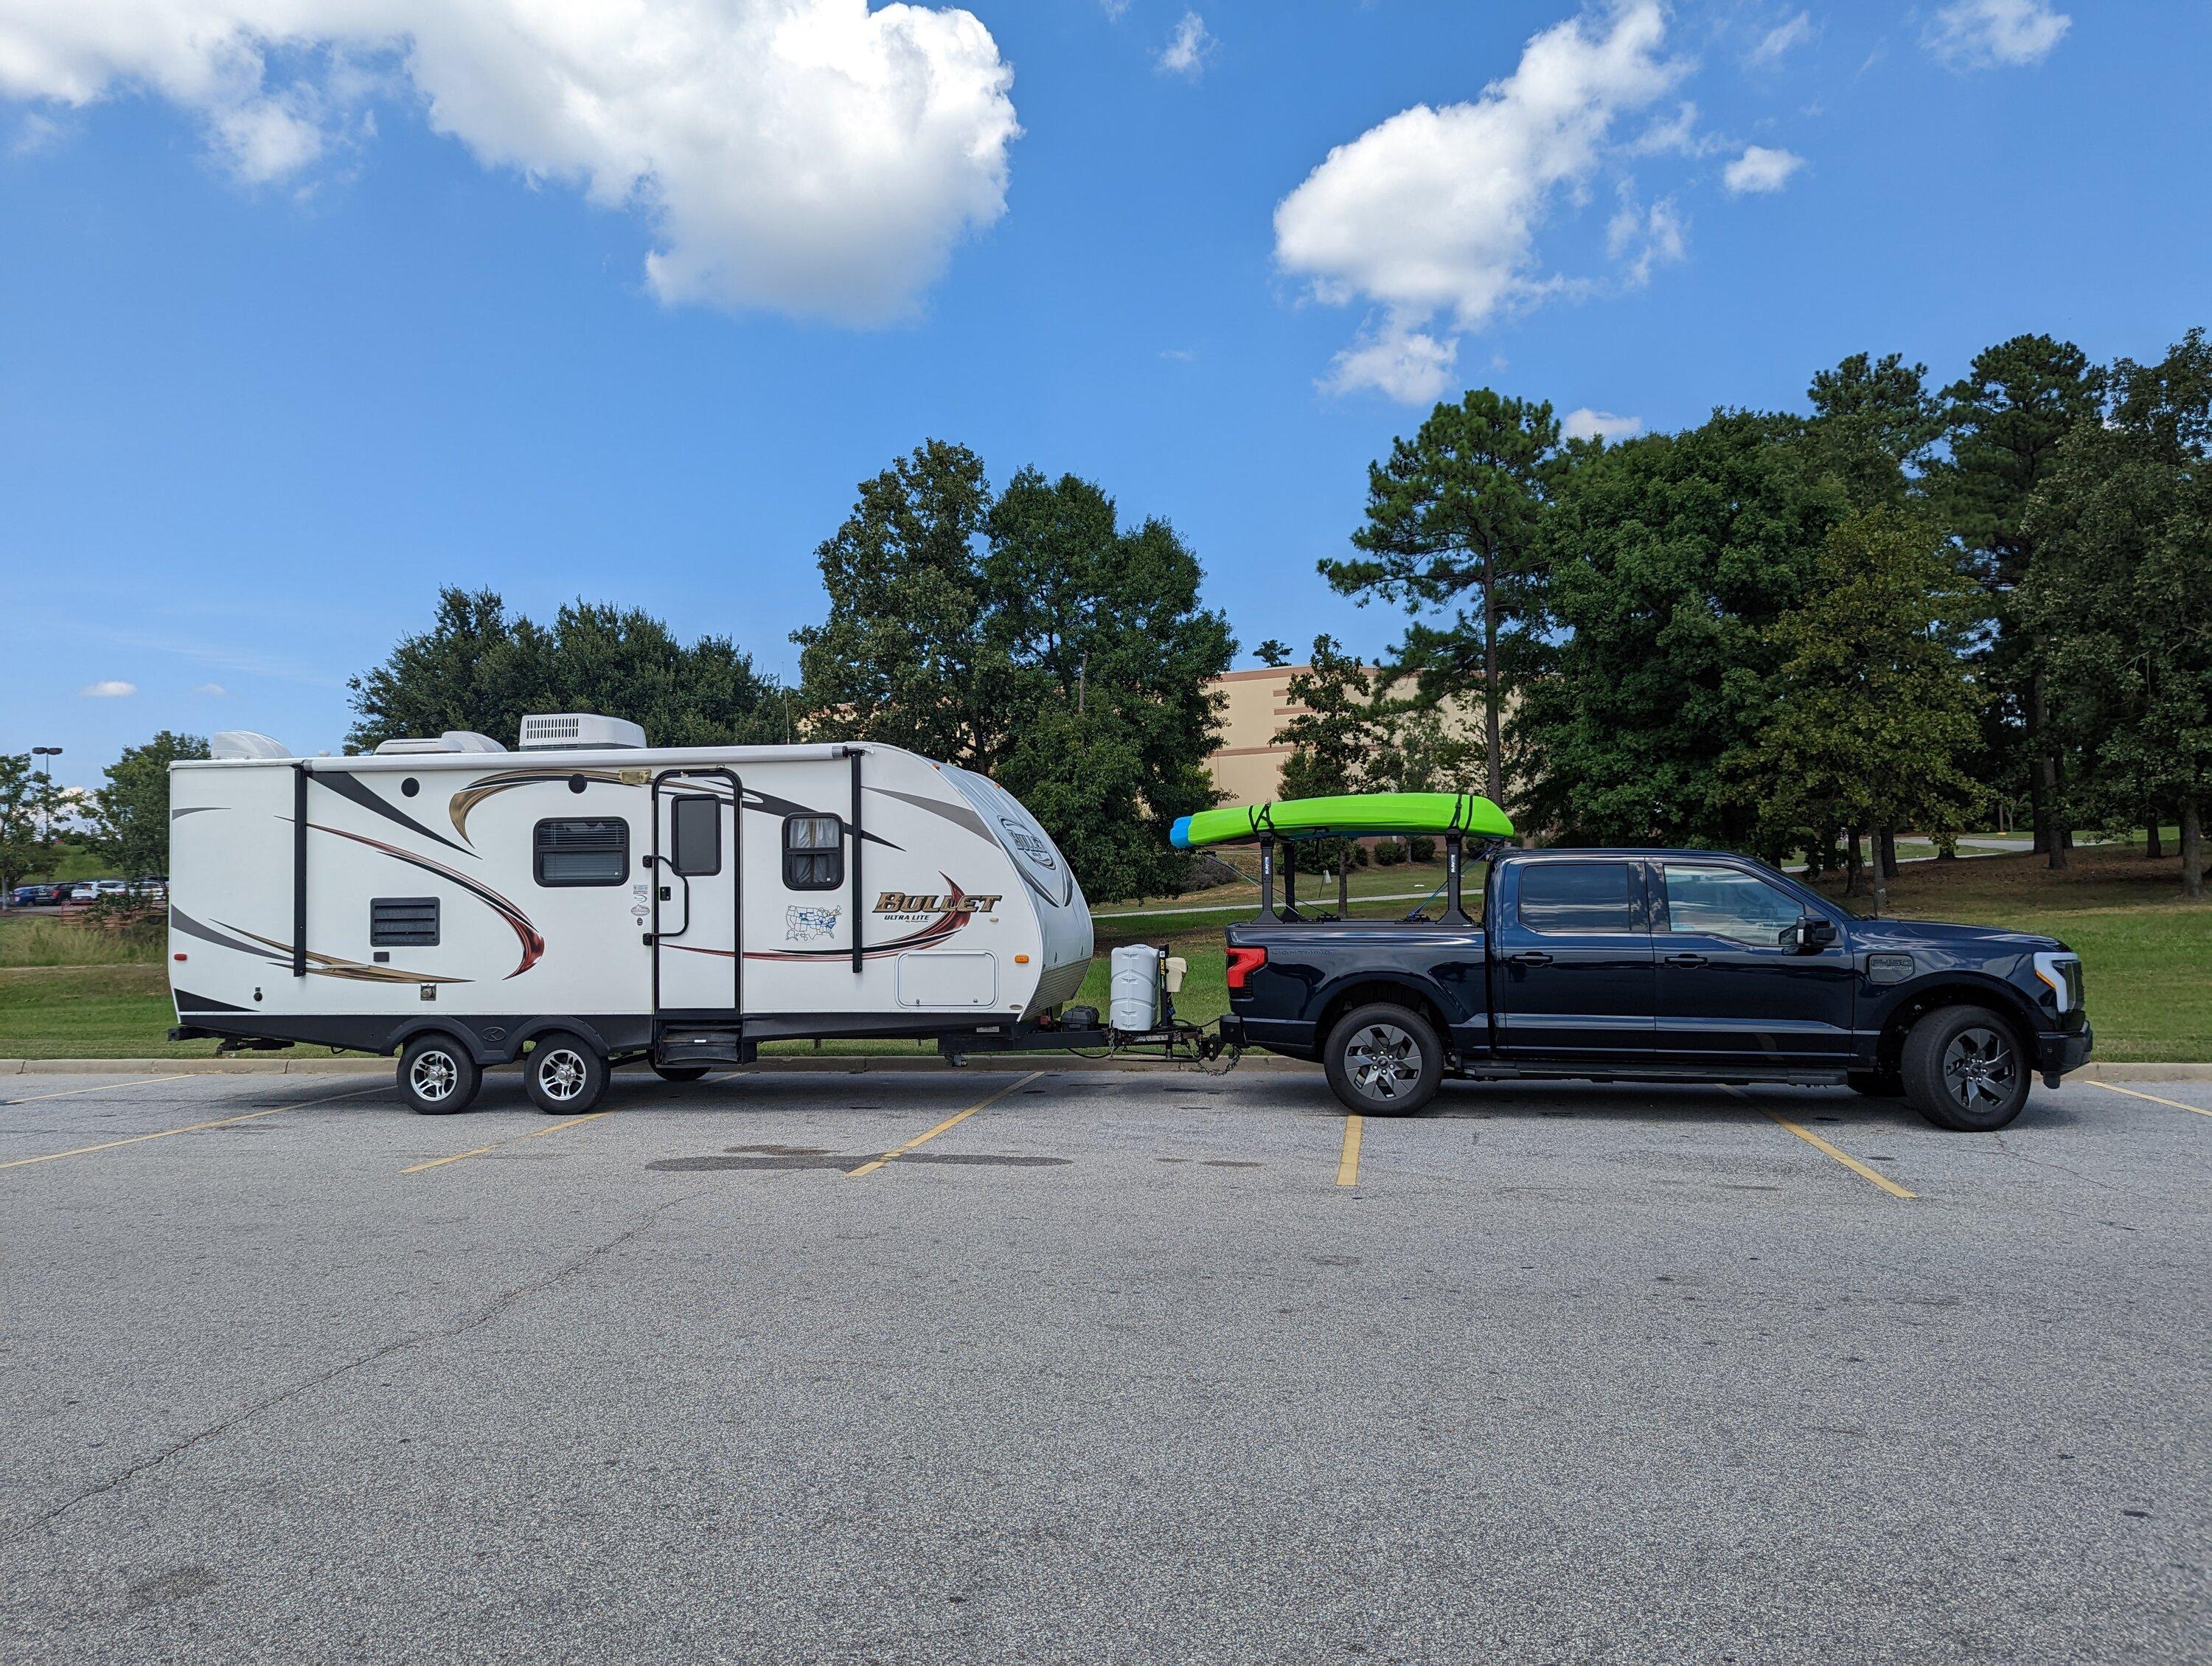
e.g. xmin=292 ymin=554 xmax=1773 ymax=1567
xmin=1902 ymin=1004 xmax=2029 ymax=1131
xmin=400 ymin=1034 xmax=480 ymax=1115
xmin=526 ymin=1031 xmax=608 ymax=1116
xmin=1324 ymin=1003 xmax=1444 ymax=1117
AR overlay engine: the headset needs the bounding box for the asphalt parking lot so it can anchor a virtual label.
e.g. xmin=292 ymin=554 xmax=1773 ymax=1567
xmin=2 ymin=1066 xmax=2206 ymax=1665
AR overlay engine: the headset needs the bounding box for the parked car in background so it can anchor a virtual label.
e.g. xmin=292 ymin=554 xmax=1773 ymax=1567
xmin=68 ymin=882 xmax=102 ymax=902
xmin=7 ymin=884 xmax=57 ymax=907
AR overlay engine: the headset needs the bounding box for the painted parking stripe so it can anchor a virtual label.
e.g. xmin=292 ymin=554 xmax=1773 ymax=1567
xmin=403 ymin=1108 xmax=617 ymax=1173
xmin=1722 ymin=1086 xmax=1915 ymax=1199
xmin=2090 ymin=1080 xmax=2212 ymax=1120
xmin=1 ymin=1073 xmax=196 ymax=1107
xmin=1336 ymin=1114 xmax=1363 ymax=1187
xmin=0 ymin=1083 xmax=390 ymax=1170
xmin=846 ymin=1071 xmax=1045 ymax=1177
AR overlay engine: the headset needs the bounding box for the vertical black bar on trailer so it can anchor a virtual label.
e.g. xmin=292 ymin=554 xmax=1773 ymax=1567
xmin=647 ymin=774 xmax=662 ymax=1018
xmin=291 ymin=763 xmax=307 ymax=978
xmin=849 ymin=746 xmax=864 ymax=975
xmin=1257 ymin=835 xmax=1277 ymax=920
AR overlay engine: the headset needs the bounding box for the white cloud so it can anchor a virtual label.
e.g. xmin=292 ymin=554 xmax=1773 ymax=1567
xmin=1099 ymin=0 xmax=1131 ymax=18
xmin=1157 ymin=12 xmax=1214 ymax=79
xmin=1723 ymin=144 xmax=1804 ymax=194
xmin=195 ymin=681 xmax=229 ymax=695
xmin=0 ymin=0 xmax=1020 ymax=324
xmin=1607 ymin=184 xmax=1686 ymax=285
xmin=1562 ymin=408 xmax=1642 ymax=442
xmin=1274 ymin=1 xmax=1682 ymax=400
xmin=1924 ymin=0 xmax=2070 ymax=69
xmin=1747 ymin=10 xmax=1815 ymax=66
xmin=80 ymin=679 xmax=136 ymax=698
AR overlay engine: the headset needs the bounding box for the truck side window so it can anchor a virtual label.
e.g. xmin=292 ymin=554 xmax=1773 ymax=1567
xmin=669 ymin=796 xmax=721 ymax=878
xmin=784 ymin=814 xmax=844 ymax=890
xmin=1660 ymin=864 xmax=1802 ymax=945
xmin=1517 ymin=862 xmax=1635 ymax=933
xmin=535 ymin=818 xmax=629 ymax=886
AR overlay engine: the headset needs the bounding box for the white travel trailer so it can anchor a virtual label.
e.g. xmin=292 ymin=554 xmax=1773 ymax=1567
xmin=169 ymin=715 xmax=1094 ymax=1114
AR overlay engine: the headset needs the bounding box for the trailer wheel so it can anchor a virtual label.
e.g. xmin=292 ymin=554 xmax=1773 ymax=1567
xmin=400 ymin=1034 xmax=480 ymax=1115
xmin=526 ymin=1031 xmax=608 ymax=1116
xmin=652 ymin=1064 xmax=712 ymax=1083
xmin=1323 ymin=1002 xmax=1444 ymax=1117
xmin=1901 ymin=1004 xmax=2029 ymax=1131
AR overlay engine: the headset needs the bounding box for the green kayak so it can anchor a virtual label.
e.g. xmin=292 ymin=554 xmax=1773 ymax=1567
xmin=1170 ymin=791 xmax=1514 ymax=848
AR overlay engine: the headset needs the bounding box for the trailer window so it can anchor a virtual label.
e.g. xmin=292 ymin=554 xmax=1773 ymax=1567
xmin=783 ymin=814 xmax=844 ymax=890
xmin=669 ymin=796 xmax=722 ymax=878
xmin=535 ymin=818 xmax=629 ymax=886
xmin=370 ymin=897 xmax=439 ymax=946
xmin=1517 ymin=861 xmax=1635 ymax=934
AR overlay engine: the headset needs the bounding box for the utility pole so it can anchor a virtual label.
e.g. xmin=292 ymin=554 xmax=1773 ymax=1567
xmin=31 ymin=747 xmax=61 ymax=845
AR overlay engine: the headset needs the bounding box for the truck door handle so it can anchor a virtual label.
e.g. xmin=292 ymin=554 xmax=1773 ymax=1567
xmin=1509 ymin=951 xmax=1554 ymax=967
xmin=1664 ymin=953 xmax=1708 ymax=968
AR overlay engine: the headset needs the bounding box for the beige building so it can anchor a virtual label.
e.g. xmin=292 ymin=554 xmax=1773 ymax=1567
xmin=1203 ymin=663 xmax=1485 ymax=805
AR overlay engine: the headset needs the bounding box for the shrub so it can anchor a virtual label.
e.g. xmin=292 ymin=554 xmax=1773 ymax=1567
xmin=1409 ymin=836 xmax=1436 ymax=863
xmin=1374 ymin=841 xmax=1405 ymax=867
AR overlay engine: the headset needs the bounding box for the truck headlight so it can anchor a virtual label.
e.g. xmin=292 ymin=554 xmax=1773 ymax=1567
xmin=2033 ymin=952 xmax=2082 ymax=1014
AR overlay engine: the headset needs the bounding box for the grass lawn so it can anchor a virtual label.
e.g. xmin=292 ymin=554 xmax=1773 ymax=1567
xmin=3 ymin=842 xmax=2201 ymax=1061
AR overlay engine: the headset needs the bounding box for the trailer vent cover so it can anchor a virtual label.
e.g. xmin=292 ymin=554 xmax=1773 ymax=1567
xmin=518 ymin=713 xmax=647 ymax=752
xmin=370 ymin=897 xmax=440 ymax=947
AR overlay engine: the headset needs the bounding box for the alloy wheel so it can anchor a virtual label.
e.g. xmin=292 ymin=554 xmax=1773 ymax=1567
xmin=537 ymin=1047 xmax=588 ymax=1103
xmin=409 ymin=1050 xmax=459 ymax=1104
xmin=1349 ymin=1023 xmax=1422 ymax=1103
xmin=1941 ymin=1026 xmax=2017 ymax=1111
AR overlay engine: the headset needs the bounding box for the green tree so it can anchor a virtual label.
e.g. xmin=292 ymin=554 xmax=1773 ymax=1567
xmin=1736 ymin=510 xmax=1986 ymax=912
xmin=1275 ymin=635 xmax=1377 ymax=914
xmin=1935 ymin=335 xmax=2099 ymax=864
xmin=1253 ymin=639 xmax=1291 ymax=667
xmin=0 ymin=754 xmax=51 ymax=895
xmin=349 ymin=588 xmax=782 ymax=752
xmin=88 ymin=732 xmax=212 ymax=881
xmin=1804 ymin=350 xmax=1944 ymax=512
xmin=1515 ymin=410 xmax=1842 ymax=853
xmin=1324 ymin=389 xmax=1561 ymax=804
xmin=796 ymin=448 xmax=1234 ymax=901
xmin=2021 ymin=330 xmax=2212 ymax=898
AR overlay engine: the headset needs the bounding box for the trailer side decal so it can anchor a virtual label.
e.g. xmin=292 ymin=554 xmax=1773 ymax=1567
xmin=447 ymin=769 xmax=906 ymax=853
xmin=305 ymin=822 xmax=546 ymax=979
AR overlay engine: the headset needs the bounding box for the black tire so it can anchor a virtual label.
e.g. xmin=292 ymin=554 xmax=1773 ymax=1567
xmin=526 ymin=1030 xmax=608 ymax=1116
xmin=1901 ymin=1004 xmax=2030 ymax=1131
xmin=1323 ymin=1002 xmax=1444 ymax=1117
xmin=1846 ymin=1070 xmax=1903 ymax=1097
xmin=652 ymin=1063 xmax=712 ymax=1083
xmin=399 ymin=1034 xmax=481 ymax=1115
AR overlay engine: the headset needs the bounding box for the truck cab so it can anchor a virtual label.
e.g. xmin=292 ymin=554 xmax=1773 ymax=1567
xmin=1220 ymin=844 xmax=2091 ymax=1132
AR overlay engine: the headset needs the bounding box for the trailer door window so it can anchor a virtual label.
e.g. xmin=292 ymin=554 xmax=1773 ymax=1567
xmin=670 ymin=796 xmax=722 ymax=877
xmin=535 ymin=818 xmax=629 ymax=886
xmin=783 ymin=814 xmax=844 ymax=890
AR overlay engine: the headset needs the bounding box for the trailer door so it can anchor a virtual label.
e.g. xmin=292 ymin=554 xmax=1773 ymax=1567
xmin=650 ymin=771 xmax=741 ymax=1020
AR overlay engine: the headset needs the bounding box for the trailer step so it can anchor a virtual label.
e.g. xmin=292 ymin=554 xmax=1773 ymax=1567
xmin=655 ymin=1030 xmax=753 ymax=1066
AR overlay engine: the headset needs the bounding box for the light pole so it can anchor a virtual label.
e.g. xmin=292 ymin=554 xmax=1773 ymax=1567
xmin=31 ymin=747 xmax=60 ymax=846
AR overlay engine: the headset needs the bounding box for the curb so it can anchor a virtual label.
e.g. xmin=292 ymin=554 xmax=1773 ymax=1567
xmin=1 ymin=1057 xmax=2205 ymax=1080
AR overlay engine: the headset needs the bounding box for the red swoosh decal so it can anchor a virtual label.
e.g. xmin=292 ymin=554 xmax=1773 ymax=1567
xmin=306 ymin=821 xmax=545 ymax=979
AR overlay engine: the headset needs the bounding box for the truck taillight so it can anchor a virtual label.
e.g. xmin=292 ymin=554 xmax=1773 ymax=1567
xmin=1225 ymin=945 xmax=1267 ymax=992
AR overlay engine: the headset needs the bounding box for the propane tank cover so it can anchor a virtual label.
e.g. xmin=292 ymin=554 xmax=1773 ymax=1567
xmin=1110 ymin=944 xmax=1163 ymax=1032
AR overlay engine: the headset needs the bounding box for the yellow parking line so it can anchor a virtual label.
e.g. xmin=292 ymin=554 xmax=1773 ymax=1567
xmin=2089 ymin=1080 xmax=2212 ymax=1120
xmin=846 ymin=1072 xmax=1044 ymax=1176
xmin=0 ymin=1083 xmax=389 ymax=1170
xmin=1 ymin=1073 xmax=196 ymax=1106
xmin=402 ymin=1108 xmax=616 ymax=1173
xmin=1336 ymin=1114 xmax=1363 ymax=1187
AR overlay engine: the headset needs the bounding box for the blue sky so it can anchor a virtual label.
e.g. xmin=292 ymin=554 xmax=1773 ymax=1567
xmin=3 ymin=0 xmax=2207 ymax=791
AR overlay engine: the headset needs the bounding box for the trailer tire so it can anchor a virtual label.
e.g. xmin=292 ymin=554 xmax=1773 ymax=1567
xmin=1901 ymin=1004 xmax=2029 ymax=1132
xmin=526 ymin=1031 xmax=608 ymax=1116
xmin=400 ymin=1034 xmax=481 ymax=1115
xmin=1323 ymin=1002 xmax=1444 ymax=1117
xmin=652 ymin=1064 xmax=712 ymax=1083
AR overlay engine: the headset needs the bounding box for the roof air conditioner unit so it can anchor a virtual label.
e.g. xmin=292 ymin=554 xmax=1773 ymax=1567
xmin=212 ymin=731 xmax=292 ymax=760
xmin=518 ymin=713 xmax=648 ymax=752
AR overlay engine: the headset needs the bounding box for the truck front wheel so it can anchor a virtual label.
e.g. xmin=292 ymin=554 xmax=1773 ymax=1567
xmin=1324 ymin=1003 xmax=1444 ymax=1117
xmin=1901 ymin=1004 xmax=2029 ymax=1131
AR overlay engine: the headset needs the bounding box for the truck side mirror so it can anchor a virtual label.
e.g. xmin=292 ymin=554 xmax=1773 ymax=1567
xmin=1794 ymin=916 xmax=1837 ymax=951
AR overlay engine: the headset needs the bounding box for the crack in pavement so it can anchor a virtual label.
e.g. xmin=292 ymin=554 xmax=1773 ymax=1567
xmin=2 ymin=1190 xmax=707 ymax=1545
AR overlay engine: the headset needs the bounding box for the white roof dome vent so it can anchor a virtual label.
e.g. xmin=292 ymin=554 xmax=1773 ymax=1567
xmin=212 ymin=731 xmax=292 ymax=760
xmin=518 ymin=713 xmax=648 ymax=752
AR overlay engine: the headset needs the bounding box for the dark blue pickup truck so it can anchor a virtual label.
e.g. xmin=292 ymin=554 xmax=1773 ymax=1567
xmin=1217 ymin=847 xmax=2091 ymax=1131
